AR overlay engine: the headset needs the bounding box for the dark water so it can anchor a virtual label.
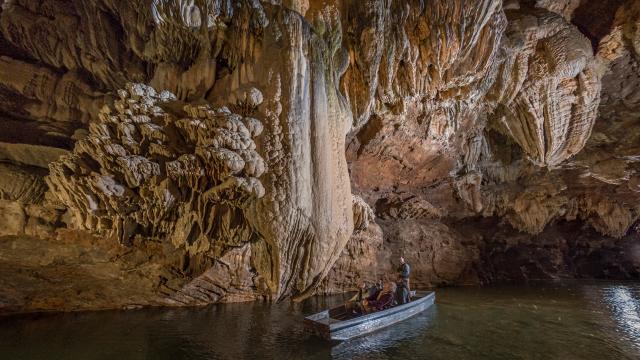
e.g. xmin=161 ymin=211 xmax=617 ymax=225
xmin=1 ymin=281 xmax=639 ymax=360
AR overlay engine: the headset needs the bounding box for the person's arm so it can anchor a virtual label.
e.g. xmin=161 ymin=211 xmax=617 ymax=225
xmin=349 ymin=293 xmax=358 ymax=302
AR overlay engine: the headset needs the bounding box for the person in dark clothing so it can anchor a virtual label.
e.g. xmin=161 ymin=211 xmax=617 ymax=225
xmin=395 ymin=277 xmax=410 ymax=305
xmin=347 ymin=282 xmax=377 ymax=314
xmin=397 ymin=256 xmax=411 ymax=300
xmin=369 ymin=280 xmax=382 ymax=299
xmin=363 ymin=282 xmax=396 ymax=313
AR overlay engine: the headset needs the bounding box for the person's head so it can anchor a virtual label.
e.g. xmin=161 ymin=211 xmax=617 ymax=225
xmin=400 ymin=256 xmax=405 ymax=264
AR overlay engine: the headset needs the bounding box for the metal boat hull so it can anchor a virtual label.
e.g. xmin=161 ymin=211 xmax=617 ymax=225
xmin=305 ymin=291 xmax=435 ymax=341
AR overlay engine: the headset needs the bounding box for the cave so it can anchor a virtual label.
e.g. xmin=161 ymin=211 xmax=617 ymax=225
xmin=0 ymin=0 xmax=639 ymax=358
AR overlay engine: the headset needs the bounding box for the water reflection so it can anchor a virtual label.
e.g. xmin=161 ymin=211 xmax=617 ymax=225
xmin=603 ymin=286 xmax=640 ymax=350
xmin=331 ymin=307 xmax=436 ymax=360
xmin=1 ymin=282 xmax=639 ymax=360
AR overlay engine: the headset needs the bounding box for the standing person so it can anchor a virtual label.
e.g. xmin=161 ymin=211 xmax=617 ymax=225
xmin=395 ymin=276 xmax=410 ymax=305
xmin=397 ymin=256 xmax=411 ymax=299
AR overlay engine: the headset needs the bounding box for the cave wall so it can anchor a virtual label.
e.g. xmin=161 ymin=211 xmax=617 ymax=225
xmin=0 ymin=0 xmax=639 ymax=313
xmin=324 ymin=0 xmax=640 ymax=292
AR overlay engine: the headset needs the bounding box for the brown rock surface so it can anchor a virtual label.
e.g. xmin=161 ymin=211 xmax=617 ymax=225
xmin=0 ymin=0 xmax=639 ymax=314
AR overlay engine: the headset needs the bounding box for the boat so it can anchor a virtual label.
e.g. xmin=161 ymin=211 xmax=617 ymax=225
xmin=304 ymin=291 xmax=435 ymax=341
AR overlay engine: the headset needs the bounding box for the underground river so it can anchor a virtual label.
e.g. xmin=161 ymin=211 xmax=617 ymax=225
xmin=1 ymin=281 xmax=639 ymax=359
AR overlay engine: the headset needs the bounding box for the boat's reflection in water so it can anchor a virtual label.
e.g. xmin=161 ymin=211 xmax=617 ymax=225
xmin=330 ymin=305 xmax=437 ymax=359
xmin=2 ymin=282 xmax=640 ymax=359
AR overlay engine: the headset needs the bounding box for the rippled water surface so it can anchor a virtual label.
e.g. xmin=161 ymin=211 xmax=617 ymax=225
xmin=1 ymin=281 xmax=639 ymax=359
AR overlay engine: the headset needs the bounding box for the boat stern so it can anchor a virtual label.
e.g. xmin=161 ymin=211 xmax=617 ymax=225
xmin=304 ymin=310 xmax=332 ymax=340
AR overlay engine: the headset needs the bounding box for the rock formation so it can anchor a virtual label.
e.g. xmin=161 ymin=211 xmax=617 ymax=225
xmin=47 ymin=83 xmax=266 ymax=250
xmin=488 ymin=6 xmax=600 ymax=168
xmin=327 ymin=0 xmax=640 ymax=291
xmin=0 ymin=0 xmax=639 ymax=314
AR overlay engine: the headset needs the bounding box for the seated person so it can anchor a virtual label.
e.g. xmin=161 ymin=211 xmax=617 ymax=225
xmin=348 ymin=281 xmax=379 ymax=302
xmin=349 ymin=282 xmax=367 ymax=302
xmin=370 ymin=280 xmax=383 ymax=299
xmin=346 ymin=281 xmax=375 ymax=314
xmin=362 ymin=281 xmax=397 ymax=313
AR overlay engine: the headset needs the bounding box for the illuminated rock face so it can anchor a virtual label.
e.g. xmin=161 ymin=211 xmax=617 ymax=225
xmin=0 ymin=0 xmax=639 ymax=313
xmin=488 ymin=8 xmax=601 ymax=168
xmin=0 ymin=0 xmax=353 ymax=310
xmin=47 ymin=83 xmax=267 ymax=253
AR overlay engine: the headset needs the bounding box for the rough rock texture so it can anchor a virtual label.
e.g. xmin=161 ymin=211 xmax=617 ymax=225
xmin=326 ymin=0 xmax=640 ymax=293
xmin=488 ymin=6 xmax=600 ymax=167
xmin=0 ymin=0 xmax=639 ymax=313
xmin=47 ymin=83 xmax=266 ymax=248
xmin=0 ymin=0 xmax=353 ymax=313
